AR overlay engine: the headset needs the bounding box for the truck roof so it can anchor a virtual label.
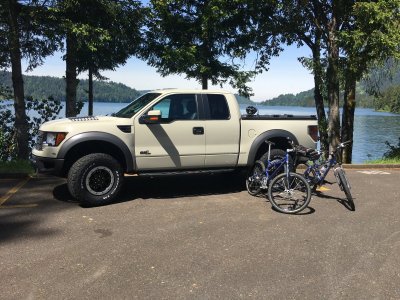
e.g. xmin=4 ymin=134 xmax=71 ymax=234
xmin=148 ymin=89 xmax=233 ymax=95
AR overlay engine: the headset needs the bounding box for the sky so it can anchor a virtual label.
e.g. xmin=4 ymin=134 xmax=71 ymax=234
xmin=21 ymin=44 xmax=315 ymax=102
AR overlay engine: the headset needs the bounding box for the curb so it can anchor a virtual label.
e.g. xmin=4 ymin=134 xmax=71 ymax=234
xmin=342 ymin=164 xmax=400 ymax=169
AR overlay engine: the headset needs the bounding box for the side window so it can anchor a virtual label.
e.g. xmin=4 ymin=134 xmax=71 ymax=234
xmin=152 ymin=98 xmax=171 ymax=119
xmin=151 ymin=94 xmax=198 ymax=121
xmin=207 ymin=94 xmax=230 ymax=120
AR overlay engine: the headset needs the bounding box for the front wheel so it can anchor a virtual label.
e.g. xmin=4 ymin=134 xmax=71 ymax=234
xmin=246 ymin=160 xmax=266 ymax=196
xmin=268 ymin=172 xmax=311 ymax=214
xmin=68 ymin=153 xmax=124 ymax=206
xmin=334 ymin=167 xmax=355 ymax=211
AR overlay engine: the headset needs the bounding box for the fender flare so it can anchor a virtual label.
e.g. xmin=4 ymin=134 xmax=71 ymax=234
xmin=247 ymin=129 xmax=299 ymax=166
xmin=58 ymin=132 xmax=134 ymax=172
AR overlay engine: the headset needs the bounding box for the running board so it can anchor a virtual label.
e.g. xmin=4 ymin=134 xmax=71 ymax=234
xmin=137 ymin=168 xmax=236 ymax=177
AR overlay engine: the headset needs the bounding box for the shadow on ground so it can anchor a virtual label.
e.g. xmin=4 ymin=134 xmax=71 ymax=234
xmin=0 ymin=176 xmax=74 ymax=244
xmin=53 ymin=172 xmax=247 ymax=206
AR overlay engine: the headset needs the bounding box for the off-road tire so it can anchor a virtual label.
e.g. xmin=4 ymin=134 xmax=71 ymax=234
xmin=68 ymin=153 xmax=124 ymax=206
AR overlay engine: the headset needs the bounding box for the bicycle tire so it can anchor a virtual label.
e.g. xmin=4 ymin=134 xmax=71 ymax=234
xmin=335 ymin=167 xmax=355 ymax=211
xmin=246 ymin=160 xmax=266 ymax=196
xmin=268 ymin=172 xmax=311 ymax=214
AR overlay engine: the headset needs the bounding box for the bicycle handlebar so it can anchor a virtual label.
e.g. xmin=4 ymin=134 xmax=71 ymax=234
xmin=337 ymin=140 xmax=352 ymax=149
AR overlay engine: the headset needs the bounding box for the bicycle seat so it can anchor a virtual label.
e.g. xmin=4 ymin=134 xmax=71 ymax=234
xmin=296 ymin=145 xmax=321 ymax=161
xmin=264 ymin=140 xmax=275 ymax=146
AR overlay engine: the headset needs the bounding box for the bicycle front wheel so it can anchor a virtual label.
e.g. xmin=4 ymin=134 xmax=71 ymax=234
xmin=335 ymin=167 xmax=355 ymax=211
xmin=268 ymin=172 xmax=311 ymax=214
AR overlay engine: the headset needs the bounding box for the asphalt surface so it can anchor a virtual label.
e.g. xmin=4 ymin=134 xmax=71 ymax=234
xmin=1 ymin=169 xmax=400 ymax=299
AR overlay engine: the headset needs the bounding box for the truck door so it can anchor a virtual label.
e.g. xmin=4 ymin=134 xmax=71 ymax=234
xmin=134 ymin=94 xmax=206 ymax=170
xmin=203 ymin=94 xmax=240 ymax=167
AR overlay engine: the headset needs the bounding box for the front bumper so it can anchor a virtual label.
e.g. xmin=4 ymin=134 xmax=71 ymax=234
xmin=32 ymin=155 xmax=65 ymax=176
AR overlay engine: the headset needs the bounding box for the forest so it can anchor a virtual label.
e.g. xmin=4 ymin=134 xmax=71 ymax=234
xmin=0 ymin=71 xmax=143 ymax=103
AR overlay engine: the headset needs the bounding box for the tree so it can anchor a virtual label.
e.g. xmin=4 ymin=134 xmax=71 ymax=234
xmin=0 ymin=0 xmax=58 ymax=159
xmin=54 ymin=0 xmax=144 ymax=117
xmin=74 ymin=0 xmax=144 ymax=116
xmin=258 ymin=0 xmax=331 ymax=154
xmin=256 ymin=0 xmax=400 ymax=163
xmin=340 ymin=0 xmax=400 ymax=162
xmin=141 ymin=0 xmax=269 ymax=97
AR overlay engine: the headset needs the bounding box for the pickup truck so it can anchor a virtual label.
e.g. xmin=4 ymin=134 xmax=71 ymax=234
xmin=32 ymin=89 xmax=318 ymax=206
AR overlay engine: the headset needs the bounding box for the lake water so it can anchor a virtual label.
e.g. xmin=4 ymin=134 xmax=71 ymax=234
xmin=5 ymin=101 xmax=400 ymax=163
xmin=74 ymin=102 xmax=400 ymax=163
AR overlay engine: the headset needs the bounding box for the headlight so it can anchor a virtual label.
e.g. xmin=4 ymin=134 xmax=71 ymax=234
xmin=35 ymin=131 xmax=68 ymax=150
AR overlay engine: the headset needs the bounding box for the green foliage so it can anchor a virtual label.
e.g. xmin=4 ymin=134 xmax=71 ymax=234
xmin=0 ymin=71 xmax=142 ymax=103
xmin=0 ymin=96 xmax=63 ymax=162
xmin=54 ymin=0 xmax=145 ymax=79
xmin=141 ymin=0 xmax=268 ymax=97
xmin=374 ymin=85 xmax=400 ymax=114
xmin=0 ymin=159 xmax=35 ymax=174
xmin=0 ymin=1 xmax=60 ymax=71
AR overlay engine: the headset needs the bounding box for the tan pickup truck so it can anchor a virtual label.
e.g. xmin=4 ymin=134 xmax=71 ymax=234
xmin=32 ymin=89 xmax=318 ymax=206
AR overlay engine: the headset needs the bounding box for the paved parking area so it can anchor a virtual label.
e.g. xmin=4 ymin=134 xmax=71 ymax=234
xmin=1 ymin=169 xmax=400 ymax=299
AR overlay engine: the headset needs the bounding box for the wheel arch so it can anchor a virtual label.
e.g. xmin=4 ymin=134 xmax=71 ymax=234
xmin=58 ymin=132 xmax=134 ymax=176
xmin=247 ymin=129 xmax=299 ymax=166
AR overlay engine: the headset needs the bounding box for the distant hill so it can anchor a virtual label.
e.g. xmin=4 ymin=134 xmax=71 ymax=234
xmin=261 ymin=85 xmax=374 ymax=108
xmin=0 ymin=71 xmax=255 ymax=105
xmin=0 ymin=71 xmax=143 ymax=103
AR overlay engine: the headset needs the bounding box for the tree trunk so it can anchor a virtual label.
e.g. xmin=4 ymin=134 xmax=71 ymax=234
xmin=341 ymin=79 xmax=356 ymax=163
xmin=326 ymin=18 xmax=341 ymax=153
xmin=65 ymin=31 xmax=78 ymax=117
xmin=201 ymin=74 xmax=208 ymax=90
xmin=311 ymin=42 xmax=329 ymax=157
xmin=7 ymin=0 xmax=29 ymax=160
xmin=88 ymin=66 xmax=93 ymax=116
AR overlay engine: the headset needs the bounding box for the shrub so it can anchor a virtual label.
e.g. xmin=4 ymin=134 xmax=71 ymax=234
xmin=383 ymin=137 xmax=400 ymax=159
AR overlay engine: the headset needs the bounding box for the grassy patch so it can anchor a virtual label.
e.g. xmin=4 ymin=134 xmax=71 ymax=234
xmin=0 ymin=160 xmax=35 ymax=174
xmin=365 ymin=158 xmax=400 ymax=164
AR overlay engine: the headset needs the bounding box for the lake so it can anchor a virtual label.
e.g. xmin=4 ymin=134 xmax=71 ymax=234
xmin=5 ymin=101 xmax=399 ymax=163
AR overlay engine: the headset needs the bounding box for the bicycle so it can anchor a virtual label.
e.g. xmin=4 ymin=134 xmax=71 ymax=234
xmin=246 ymin=141 xmax=311 ymax=214
xmin=296 ymin=140 xmax=355 ymax=211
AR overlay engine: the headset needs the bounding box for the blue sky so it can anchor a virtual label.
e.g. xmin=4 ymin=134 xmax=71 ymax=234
xmin=22 ymin=44 xmax=314 ymax=102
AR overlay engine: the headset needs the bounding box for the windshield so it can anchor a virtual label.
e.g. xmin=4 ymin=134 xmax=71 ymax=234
xmin=114 ymin=93 xmax=161 ymax=118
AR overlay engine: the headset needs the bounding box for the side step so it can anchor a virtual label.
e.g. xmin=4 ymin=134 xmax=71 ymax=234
xmin=136 ymin=168 xmax=237 ymax=177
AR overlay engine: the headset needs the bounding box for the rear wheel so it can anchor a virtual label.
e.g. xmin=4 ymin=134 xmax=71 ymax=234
xmin=246 ymin=160 xmax=265 ymax=196
xmin=335 ymin=167 xmax=355 ymax=211
xmin=268 ymin=172 xmax=311 ymax=214
xmin=68 ymin=153 xmax=124 ymax=206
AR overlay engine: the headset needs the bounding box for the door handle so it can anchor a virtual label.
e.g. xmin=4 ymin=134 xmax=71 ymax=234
xmin=193 ymin=127 xmax=204 ymax=135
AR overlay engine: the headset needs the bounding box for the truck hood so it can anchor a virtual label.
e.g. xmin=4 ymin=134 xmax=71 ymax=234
xmin=39 ymin=116 xmax=132 ymax=132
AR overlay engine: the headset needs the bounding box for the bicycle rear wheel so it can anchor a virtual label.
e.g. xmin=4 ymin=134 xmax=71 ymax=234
xmin=334 ymin=167 xmax=355 ymax=211
xmin=246 ymin=161 xmax=265 ymax=196
xmin=268 ymin=172 xmax=311 ymax=214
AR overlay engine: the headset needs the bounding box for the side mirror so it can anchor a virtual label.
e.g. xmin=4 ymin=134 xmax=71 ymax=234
xmin=140 ymin=110 xmax=161 ymax=124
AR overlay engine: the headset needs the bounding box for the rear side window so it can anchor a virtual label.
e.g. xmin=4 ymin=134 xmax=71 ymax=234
xmin=207 ymin=94 xmax=230 ymax=120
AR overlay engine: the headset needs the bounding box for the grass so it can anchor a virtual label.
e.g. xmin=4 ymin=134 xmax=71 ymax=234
xmin=0 ymin=159 xmax=35 ymax=174
xmin=365 ymin=157 xmax=400 ymax=164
